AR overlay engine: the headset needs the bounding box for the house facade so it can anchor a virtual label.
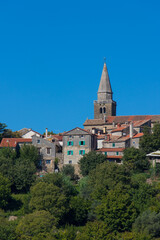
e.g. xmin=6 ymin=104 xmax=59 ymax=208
xmin=63 ymin=127 xmax=97 ymax=172
xmin=32 ymin=135 xmax=56 ymax=173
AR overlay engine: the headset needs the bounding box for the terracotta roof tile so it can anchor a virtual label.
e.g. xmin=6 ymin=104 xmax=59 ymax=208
xmin=0 ymin=138 xmax=32 ymax=148
xmin=132 ymin=133 xmax=144 ymax=138
xmin=97 ymin=148 xmax=125 ymax=152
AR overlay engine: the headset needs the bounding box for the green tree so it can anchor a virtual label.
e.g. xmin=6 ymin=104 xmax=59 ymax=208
xmin=87 ymin=162 xmax=131 ymax=200
xmin=0 ymin=173 xmax=11 ymax=208
xmin=79 ymin=151 xmax=107 ymax=176
xmin=0 ymin=216 xmax=17 ymax=240
xmin=96 ymin=184 xmax=138 ymax=232
xmin=123 ymin=147 xmax=150 ymax=172
xmin=62 ymin=164 xmax=75 ymax=180
xmin=20 ymin=144 xmax=39 ymax=168
xmin=13 ymin=158 xmax=37 ymax=192
xmin=68 ymin=196 xmax=89 ymax=226
xmin=140 ymin=123 xmax=160 ymax=154
xmin=16 ymin=210 xmax=56 ymax=240
xmin=133 ymin=210 xmax=160 ymax=238
xmin=75 ymin=221 xmax=116 ymax=240
xmin=29 ymin=182 xmax=67 ymax=222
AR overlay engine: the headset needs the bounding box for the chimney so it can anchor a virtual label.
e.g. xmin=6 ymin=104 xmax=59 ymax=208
xmin=107 ymin=134 xmax=110 ymax=141
xmin=92 ymin=128 xmax=96 ymax=134
xmin=130 ymin=122 xmax=133 ymax=138
xmin=46 ymin=128 xmax=48 ymax=138
xmin=103 ymin=127 xmax=106 ymax=134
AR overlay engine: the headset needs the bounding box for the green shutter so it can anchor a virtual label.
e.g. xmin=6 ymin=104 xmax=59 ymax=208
xmin=67 ymin=151 xmax=69 ymax=155
xmin=116 ymin=152 xmax=119 ymax=155
xmin=105 ymin=152 xmax=107 ymax=156
xmin=79 ymin=150 xmax=81 ymax=155
xmin=67 ymin=141 xmax=69 ymax=146
xmin=83 ymin=141 xmax=85 ymax=145
xmin=72 ymin=141 xmax=74 ymax=146
xmin=79 ymin=141 xmax=81 ymax=145
xmin=71 ymin=151 xmax=73 ymax=155
xmin=83 ymin=150 xmax=85 ymax=155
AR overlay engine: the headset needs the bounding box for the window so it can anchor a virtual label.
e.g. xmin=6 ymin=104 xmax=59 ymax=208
xmin=47 ymin=148 xmax=51 ymax=154
xmin=69 ymin=135 xmax=73 ymax=138
xmin=80 ymin=135 xmax=84 ymax=138
xmin=37 ymin=148 xmax=41 ymax=154
xmin=79 ymin=141 xmax=85 ymax=146
xmin=39 ymin=160 xmax=42 ymax=166
xmin=46 ymin=160 xmax=51 ymax=164
xmin=37 ymin=139 xmax=40 ymax=144
xmin=69 ymin=160 xmax=72 ymax=164
xmin=79 ymin=150 xmax=85 ymax=155
xmin=67 ymin=141 xmax=73 ymax=146
xmin=112 ymin=143 xmax=115 ymax=147
xmin=103 ymin=107 xmax=106 ymax=113
xmin=105 ymin=152 xmax=107 ymax=156
xmin=116 ymin=152 xmax=119 ymax=155
xmin=67 ymin=150 xmax=73 ymax=155
xmin=100 ymin=108 xmax=102 ymax=113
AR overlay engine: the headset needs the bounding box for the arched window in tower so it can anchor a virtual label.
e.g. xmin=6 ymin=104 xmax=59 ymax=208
xmin=100 ymin=108 xmax=102 ymax=114
xmin=103 ymin=107 xmax=106 ymax=113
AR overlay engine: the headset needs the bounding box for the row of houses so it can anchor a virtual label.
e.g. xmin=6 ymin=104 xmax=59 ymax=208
xmin=0 ymin=116 xmax=153 ymax=173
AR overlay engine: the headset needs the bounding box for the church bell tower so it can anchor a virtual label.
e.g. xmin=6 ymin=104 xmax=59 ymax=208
xmin=94 ymin=61 xmax=116 ymax=119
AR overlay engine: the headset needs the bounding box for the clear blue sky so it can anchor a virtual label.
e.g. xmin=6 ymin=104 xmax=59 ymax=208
xmin=1 ymin=0 xmax=160 ymax=134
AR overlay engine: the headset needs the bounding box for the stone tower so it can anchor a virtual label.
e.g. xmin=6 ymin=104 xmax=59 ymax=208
xmin=94 ymin=62 xmax=116 ymax=119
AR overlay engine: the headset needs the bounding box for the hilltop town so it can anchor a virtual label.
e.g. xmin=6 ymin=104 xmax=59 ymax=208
xmin=1 ymin=62 xmax=160 ymax=174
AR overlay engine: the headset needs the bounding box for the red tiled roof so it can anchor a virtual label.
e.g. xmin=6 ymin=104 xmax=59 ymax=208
xmin=0 ymin=138 xmax=32 ymax=148
xmin=97 ymin=148 xmax=125 ymax=152
xmin=84 ymin=115 xmax=157 ymax=126
xmin=111 ymin=126 xmax=128 ymax=133
xmin=106 ymin=155 xmax=123 ymax=159
xmin=52 ymin=135 xmax=63 ymax=141
xmin=133 ymin=133 xmax=144 ymax=138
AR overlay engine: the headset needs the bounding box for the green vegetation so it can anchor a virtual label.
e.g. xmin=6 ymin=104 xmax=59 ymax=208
xmin=1 ymin=124 xmax=160 ymax=239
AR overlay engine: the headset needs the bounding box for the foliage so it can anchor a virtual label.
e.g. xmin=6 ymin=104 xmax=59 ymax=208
xmin=0 ymin=122 xmax=21 ymax=142
xmin=79 ymin=151 xmax=106 ymax=176
xmin=96 ymin=184 xmax=138 ymax=232
xmin=140 ymin=123 xmax=160 ymax=154
xmin=123 ymin=147 xmax=150 ymax=172
xmin=133 ymin=210 xmax=160 ymax=238
xmin=29 ymin=182 xmax=67 ymax=222
xmin=75 ymin=221 xmax=116 ymax=240
xmin=87 ymin=162 xmax=131 ymax=200
xmin=62 ymin=164 xmax=76 ymax=180
xmin=38 ymin=173 xmax=78 ymax=197
xmin=19 ymin=144 xmax=39 ymax=168
xmin=13 ymin=158 xmax=36 ymax=192
xmin=68 ymin=196 xmax=90 ymax=226
xmin=0 ymin=174 xmax=11 ymax=208
xmin=0 ymin=216 xmax=17 ymax=240
xmin=16 ymin=210 xmax=56 ymax=240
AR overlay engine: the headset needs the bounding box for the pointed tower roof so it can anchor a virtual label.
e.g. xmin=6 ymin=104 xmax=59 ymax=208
xmin=98 ymin=62 xmax=112 ymax=94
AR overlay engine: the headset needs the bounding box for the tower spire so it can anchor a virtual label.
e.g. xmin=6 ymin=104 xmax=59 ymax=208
xmin=98 ymin=61 xmax=112 ymax=102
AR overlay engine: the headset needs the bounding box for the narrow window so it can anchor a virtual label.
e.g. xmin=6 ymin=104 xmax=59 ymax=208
xmin=47 ymin=148 xmax=51 ymax=154
xmin=116 ymin=152 xmax=119 ymax=155
xmin=67 ymin=141 xmax=73 ymax=146
xmin=69 ymin=160 xmax=72 ymax=164
xmin=105 ymin=152 xmax=107 ymax=156
xmin=37 ymin=139 xmax=40 ymax=144
xmin=103 ymin=107 xmax=106 ymax=113
xmin=79 ymin=150 xmax=85 ymax=155
xmin=79 ymin=141 xmax=85 ymax=146
xmin=67 ymin=151 xmax=73 ymax=155
xmin=112 ymin=143 xmax=115 ymax=147
xmin=100 ymin=108 xmax=102 ymax=113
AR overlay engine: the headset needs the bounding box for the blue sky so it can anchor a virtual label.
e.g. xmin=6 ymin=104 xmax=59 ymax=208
xmin=1 ymin=0 xmax=160 ymax=134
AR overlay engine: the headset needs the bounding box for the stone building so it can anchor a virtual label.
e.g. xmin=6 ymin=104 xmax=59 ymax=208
xmin=0 ymin=138 xmax=32 ymax=150
xmin=32 ymin=135 xmax=56 ymax=173
xmin=94 ymin=62 xmax=116 ymax=119
xmin=63 ymin=127 xmax=97 ymax=173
